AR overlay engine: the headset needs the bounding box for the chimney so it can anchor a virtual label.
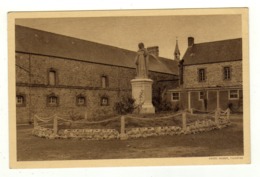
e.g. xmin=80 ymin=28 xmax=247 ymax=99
xmin=147 ymin=46 xmax=159 ymax=57
xmin=188 ymin=37 xmax=194 ymax=47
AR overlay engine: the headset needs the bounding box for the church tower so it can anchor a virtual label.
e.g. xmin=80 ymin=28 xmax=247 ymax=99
xmin=174 ymin=38 xmax=181 ymax=61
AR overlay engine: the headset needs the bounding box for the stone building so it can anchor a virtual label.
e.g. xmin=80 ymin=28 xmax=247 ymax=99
xmin=168 ymin=37 xmax=243 ymax=112
xmin=15 ymin=25 xmax=179 ymax=123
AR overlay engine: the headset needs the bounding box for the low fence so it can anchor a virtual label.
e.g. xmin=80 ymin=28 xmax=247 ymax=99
xmin=32 ymin=108 xmax=231 ymax=140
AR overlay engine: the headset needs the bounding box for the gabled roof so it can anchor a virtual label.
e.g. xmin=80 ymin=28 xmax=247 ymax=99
xmin=182 ymin=38 xmax=242 ymax=66
xmin=15 ymin=25 xmax=178 ymax=75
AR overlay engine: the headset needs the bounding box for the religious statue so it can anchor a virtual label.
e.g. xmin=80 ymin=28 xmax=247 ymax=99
xmin=134 ymin=42 xmax=149 ymax=78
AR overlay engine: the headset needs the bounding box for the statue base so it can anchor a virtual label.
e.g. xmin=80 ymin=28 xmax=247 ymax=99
xmin=131 ymin=78 xmax=155 ymax=114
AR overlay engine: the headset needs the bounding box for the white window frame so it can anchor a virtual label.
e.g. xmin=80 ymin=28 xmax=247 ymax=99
xmin=199 ymin=91 xmax=208 ymax=101
xmin=171 ymin=92 xmax=180 ymax=101
xmin=199 ymin=91 xmax=204 ymax=101
xmin=229 ymin=90 xmax=239 ymax=100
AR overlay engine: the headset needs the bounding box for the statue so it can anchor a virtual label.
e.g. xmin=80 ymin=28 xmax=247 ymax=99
xmin=131 ymin=42 xmax=155 ymax=114
xmin=134 ymin=42 xmax=149 ymax=78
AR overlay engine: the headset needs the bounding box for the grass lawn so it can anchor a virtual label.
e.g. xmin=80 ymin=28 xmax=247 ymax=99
xmin=17 ymin=115 xmax=243 ymax=161
xmin=45 ymin=112 xmax=215 ymax=131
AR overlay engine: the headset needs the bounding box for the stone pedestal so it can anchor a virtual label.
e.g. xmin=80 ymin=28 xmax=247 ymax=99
xmin=131 ymin=78 xmax=155 ymax=114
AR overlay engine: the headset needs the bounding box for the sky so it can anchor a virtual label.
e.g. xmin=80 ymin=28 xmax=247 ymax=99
xmin=16 ymin=15 xmax=242 ymax=59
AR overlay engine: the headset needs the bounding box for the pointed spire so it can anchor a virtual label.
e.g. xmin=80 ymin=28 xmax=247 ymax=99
xmin=174 ymin=37 xmax=180 ymax=60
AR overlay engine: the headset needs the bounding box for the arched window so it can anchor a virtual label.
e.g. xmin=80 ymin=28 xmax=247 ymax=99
xmin=101 ymin=75 xmax=108 ymax=88
xmin=48 ymin=69 xmax=57 ymax=85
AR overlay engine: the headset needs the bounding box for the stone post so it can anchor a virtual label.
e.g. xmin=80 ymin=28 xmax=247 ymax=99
xmin=227 ymin=108 xmax=230 ymax=120
xmin=53 ymin=116 xmax=58 ymax=135
xmin=33 ymin=115 xmax=38 ymax=128
xmin=215 ymin=108 xmax=220 ymax=125
xmin=190 ymin=108 xmax=193 ymax=114
xmin=120 ymin=116 xmax=128 ymax=140
xmin=182 ymin=111 xmax=187 ymax=131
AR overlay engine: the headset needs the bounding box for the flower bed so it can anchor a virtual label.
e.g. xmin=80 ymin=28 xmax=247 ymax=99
xmin=32 ymin=126 xmax=57 ymax=139
xmin=185 ymin=119 xmax=231 ymax=134
xmin=32 ymin=118 xmax=231 ymax=140
xmin=126 ymin=126 xmax=182 ymax=138
xmin=58 ymin=128 xmax=119 ymax=140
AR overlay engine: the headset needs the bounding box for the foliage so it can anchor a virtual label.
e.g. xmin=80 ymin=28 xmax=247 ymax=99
xmin=152 ymin=86 xmax=173 ymax=112
xmin=173 ymin=103 xmax=180 ymax=112
xmin=114 ymin=96 xmax=136 ymax=115
xmin=68 ymin=110 xmax=84 ymax=121
xmin=153 ymin=98 xmax=173 ymax=112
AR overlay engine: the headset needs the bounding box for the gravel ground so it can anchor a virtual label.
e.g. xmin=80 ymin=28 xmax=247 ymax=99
xmin=16 ymin=115 xmax=243 ymax=161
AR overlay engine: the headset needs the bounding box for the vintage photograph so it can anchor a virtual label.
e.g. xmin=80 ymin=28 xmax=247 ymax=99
xmin=9 ymin=8 xmax=249 ymax=168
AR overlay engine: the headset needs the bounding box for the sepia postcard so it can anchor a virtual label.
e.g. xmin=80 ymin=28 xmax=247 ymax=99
xmin=8 ymin=8 xmax=250 ymax=168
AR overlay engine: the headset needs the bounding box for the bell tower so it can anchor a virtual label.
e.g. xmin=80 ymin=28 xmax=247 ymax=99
xmin=174 ymin=38 xmax=181 ymax=61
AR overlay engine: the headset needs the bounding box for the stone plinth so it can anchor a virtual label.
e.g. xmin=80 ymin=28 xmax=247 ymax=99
xmin=131 ymin=78 xmax=155 ymax=114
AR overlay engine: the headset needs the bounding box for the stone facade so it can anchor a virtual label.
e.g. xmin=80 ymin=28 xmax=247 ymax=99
xmin=16 ymin=52 xmax=178 ymax=123
xmin=168 ymin=61 xmax=243 ymax=112
xmin=168 ymin=38 xmax=243 ymax=113
xmin=183 ymin=61 xmax=242 ymax=89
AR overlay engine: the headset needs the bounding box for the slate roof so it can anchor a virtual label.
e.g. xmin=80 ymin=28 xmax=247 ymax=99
xmin=15 ymin=25 xmax=178 ymax=75
xmin=182 ymin=38 xmax=242 ymax=66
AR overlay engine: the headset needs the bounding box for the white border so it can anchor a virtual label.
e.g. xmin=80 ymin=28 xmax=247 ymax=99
xmin=0 ymin=1 xmax=259 ymax=177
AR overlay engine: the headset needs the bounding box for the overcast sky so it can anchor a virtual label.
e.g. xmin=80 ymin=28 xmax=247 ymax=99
xmin=16 ymin=15 xmax=242 ymax=59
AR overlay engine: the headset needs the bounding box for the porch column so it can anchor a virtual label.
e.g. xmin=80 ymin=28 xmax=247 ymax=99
xmin=216 ymin=90 xmax=220 ymax=109
xmin=188 ymin=91 xmax=191 ymax=110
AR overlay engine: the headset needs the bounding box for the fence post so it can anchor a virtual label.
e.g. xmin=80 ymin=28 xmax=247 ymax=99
xmin=182 ymin=111 xmax=187 ymax=131
xmin=215 ymin=108 xmax=220 ymax=125
xmin=190 ymin=108 xmax=193 ymax=115
xmin=120 ymin=116 xmax=128 ymax=140
xmin=33 ymin=115 xmax=38 ymax=128
xmin=53 ymin=116 xmax=58 ymax=136
xmin=227 ymin=108 xmax=230 ymax=120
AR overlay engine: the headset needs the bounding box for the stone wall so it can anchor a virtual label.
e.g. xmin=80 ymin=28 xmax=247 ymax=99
xmin=16 ymin=52 xmax=178 ymax=123
xmin=183 ymin=61 xmax=242 ymax=89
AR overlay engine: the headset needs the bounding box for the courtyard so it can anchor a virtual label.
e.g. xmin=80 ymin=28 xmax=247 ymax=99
xmin=16 ymin=114 xmax=243 ymax=161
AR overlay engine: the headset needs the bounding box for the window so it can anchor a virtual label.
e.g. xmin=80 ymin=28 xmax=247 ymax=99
xmin=223 ymin=66 xmax=231 ymax=80
xmin=229 ymin=90 xmax=239 ymax=100
xmin=47 ymin=95 xmax=58 ymax=106
xmin=101 ymin=97 xmax=109 ymax=106
xmin=76 ymin=96 xmax=86 ymax=106
xmin=199 ymin=91 xmax=204 ymax=100
xmin=198 ymin=68 xmax=206 ymax=82
xmin=16 ymin=95 xmax=25 ymax=106
xmin=199 ymin=91 xmax=208 ymax=101
xmin=48 ymin=69 xmax=56 ymax=85
xmin=172 ymin=92 xmax=180 ymax=101
xmin=101 ymin=75 xmax=108 ymax=88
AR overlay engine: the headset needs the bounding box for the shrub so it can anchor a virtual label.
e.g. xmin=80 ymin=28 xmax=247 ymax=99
xmin=152 ymin=96 xmax=173 ymax=112
xmin=173 ymin=103 xmax=180 ymax=112
xmin=114 ymin=96 xmax=136 ymax=115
